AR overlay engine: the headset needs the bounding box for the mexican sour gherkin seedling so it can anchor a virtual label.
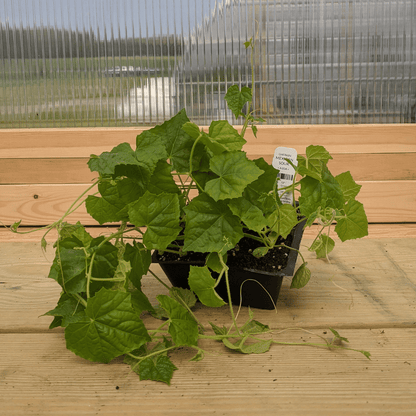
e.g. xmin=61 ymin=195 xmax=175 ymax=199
xmin=9 ymin=39 xmax=370 ymax=384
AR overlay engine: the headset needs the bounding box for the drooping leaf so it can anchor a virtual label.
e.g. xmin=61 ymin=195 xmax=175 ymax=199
xmin=335 ymin=171 xmax=362 ymax=201
xmin=183 ymin=193 xmax=244 ymax=253
xmin=85 ymin=181 xmax=129 ymax=225
xmin=299 ymin=167 xmax=345 ymax=219
xmin=147 ymin=160 xmax=181 ymax=196
xmin=309 ymin=234 xmax=335 ymax=259
xmin=290 ymin=262 xmax=311 ymax=289
xmin=123 ymin=242 xmax=152 ymax=290
xmin=335 ymin=200 xmax=369 ymax=242
xmin=43 ymin=293 xmax=86 ymax=328
xmin=328 ymin=328 xmax=349 ymax=343
xmin=240 ymin=319 xmax=270 ymax=335
xmin=128 ymin=192 xmax=181 ymax=250
xmin=170 ymin=287 xmax=197 ymax=309
xmin=157 ymin=295 xmax=199 ymax=346
xmin=252 ymin=247 xmax=270 ymax=258
xmin=267 ymin=203 xmax=299 ymax=239
xmin=49 ymin=247 xmax=87 ymax=294
xmin=227 ymin=196 xmax=268 ymax=233
xmin=65 ymin=288 xmax=151 ymax=363
xmin=205 ymin=151 xmax=263 ymax=201
xmin=209 ymin=321 xmax=228 ymax=336
xmin=131 ymin=290 xmax=156 ymax=315
xmin=206 ymin=252 xmax=227 ymax=274
xmin=224 ymin=85 xmax=252 ymax=118
xmin=188 ymin=266 xmax=226 ymax=307
xmin=223 ymin=337 xmax=273 ymax=354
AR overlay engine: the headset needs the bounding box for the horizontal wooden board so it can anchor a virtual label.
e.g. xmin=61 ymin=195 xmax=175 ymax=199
xmin=2 ymin=223 xmax=416 ymax=243
xmin=2 ymin=152 xmax=416 ymax=184
xmin=1 ymin=124 xmax=416 ymax=158
xmin=1 ymin=180 xmax=416 ymax=226
xmin=1 ymin=238 xmax=415 ymax=332
xmin=1 ymin=329 xmax=415 ymax=415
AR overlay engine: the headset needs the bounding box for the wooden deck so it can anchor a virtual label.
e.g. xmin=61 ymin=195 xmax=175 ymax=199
xmin=1 ymin=124 xmax=416 ymax=415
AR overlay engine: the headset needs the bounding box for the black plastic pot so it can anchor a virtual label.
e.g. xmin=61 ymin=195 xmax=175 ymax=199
xmin=152 ymin=219 xmax=306 ymax=310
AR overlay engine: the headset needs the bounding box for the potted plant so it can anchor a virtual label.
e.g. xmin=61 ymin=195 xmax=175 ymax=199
xmin=8 ymin=39 xmax=370 ymax=384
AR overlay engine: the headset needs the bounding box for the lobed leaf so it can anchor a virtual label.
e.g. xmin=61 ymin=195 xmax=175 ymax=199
xmin=188 ymin=266 xmax=226 ymax=307
xmin=128 ymin=192 xmax=181 ymax=251
xmin=65 ymin=288 xmax=151 ymax=363
xmin=335 ymin=200 xmax=369 ymax=242
xmin=157 ymin=295 xmax=199 ymax=346
xmin=183 ymin=193 xmax=243 ymax=253
xmin=224 ymin=85 xmax=252 ymax=118
xmin=205 ymin=151 xmax=263 ymax=201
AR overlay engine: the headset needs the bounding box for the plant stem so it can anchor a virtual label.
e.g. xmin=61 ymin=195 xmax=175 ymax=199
xmin=148 ymin=269 xmax=171 ymax=291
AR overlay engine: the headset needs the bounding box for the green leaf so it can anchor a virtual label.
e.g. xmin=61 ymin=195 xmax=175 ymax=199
xmin=49 ymin=247 xmax=87 ymax=294
xmin=128 ymin=192 xmax=181 ymax=250
xmin=44 ymin=293 xmax=86 ymax=328
xmin=58 ymin=222 xmax=93 ymax=247
xmin=290 ymin=262 xmax=311 ymax=289
xmin=139 ymin=109 xmax=200 ymax=173
xmin=190 ymin=349 xmax=205 ymax=362
xmin=183 ymin=193 xmax=244 ymax=253
xmin=223 ymin=337 xmax=273 ymax=354
xmin=135 ymin=130 xmax=169 ymax=171
xmin=209 ymin=322 xmax=228 ymax=336
xmin=124 ymin=341 xmax=178 ymax=385
xmin=85 ymin=181 xmax=129 ymax=225
xmin=170 ymin=287 xmax=197 ymax=309
xmin=227 ymin=196 xmax=268 ymax=233
xmin=252 ymin=247 xmax=270 ymax=258
xmin=65 ymin=288 xmax=151 ymax=363
xmin=299 ymin=167 xmax=345 ymax=219
xmin=147 ymin=160 xmax=181 ymax=196
xmin=268 ymin=204 xmax=299 ymax=239
xmin=309 ymin=234 xmax=335 ymax=259
xmin=297 ymin=145 xmax=333 ymax=181
xmin=123 ymin=242 xmax=152 ymax=290
xmin=157 ymin=295 xmax=199 ymax=346
xmin=131 ymin=290 xmax=156 ymax=315
xmin=88 ymin=143 xmax=142 ymax=176
xmin=328 ymin=328 xmax=349 ymax=343
xmin=181 ymin=121 xmax=201 ymax=139
xmin=240 ymin=320 xmax=270 ymax=335
xmin=335 ymin=200 xmax=369 ymax=242
xmin=335 ymin=171 xmax=362 ymax=201
xmin=206 ymin=252 xmax=227 ymax=274
xmin=136 ymin=354 xmax=178 ymax=385
xmin=207 ymin=120 xmax=247 ymax=152
xmin=205 ymin=151 xmax=263 ymax=201
xmin=224 ymin=85 xmax=252 ymax=118
xmin=188 ymin=266 xmax=226 ymax=307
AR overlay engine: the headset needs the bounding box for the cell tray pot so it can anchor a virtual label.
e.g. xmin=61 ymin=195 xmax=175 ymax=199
xmin=153 ymin=219 xmax=306 ymax=310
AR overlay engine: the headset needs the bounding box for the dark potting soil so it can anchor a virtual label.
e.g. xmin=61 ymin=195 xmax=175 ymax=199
xmin=154 ymin=232 xmax=294 ymax=274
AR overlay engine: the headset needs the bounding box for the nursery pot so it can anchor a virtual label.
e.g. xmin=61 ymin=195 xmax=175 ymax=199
xmin=152 ymin=219 xmax=306 ymax=310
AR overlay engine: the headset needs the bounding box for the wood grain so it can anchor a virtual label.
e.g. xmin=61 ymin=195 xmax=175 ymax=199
xmin=1 ymin=238 xmax=415 ymax=333
xmin=2 ymin=124 xmax=416 ymax=158
xmin=2 ymin=180 xmax=416 ymax=226
xmin=0 ymin=330 xmax=415 ymax=415
xmin=2 ymin=152 xmax=415 ymax=184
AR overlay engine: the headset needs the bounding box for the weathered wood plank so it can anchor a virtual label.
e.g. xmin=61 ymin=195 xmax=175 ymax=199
xmin=2 ymin=152 xmax=415 ymax=184
xmin=2 ymin=180 xmax=416 ymax=226
xmin=1 ymin=239 xmax=415 ymax=333
xmin=0 ymin=329 xmax=415 ymax=415
xmin=2 ymin=223 xmax=416 ymax=243
xmin=1 ymin=125 xmax=416 ymax=158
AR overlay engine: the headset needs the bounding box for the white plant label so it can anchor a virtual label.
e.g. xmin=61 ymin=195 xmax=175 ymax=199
xmin=272 ymin=147 xmax=298 ymax=205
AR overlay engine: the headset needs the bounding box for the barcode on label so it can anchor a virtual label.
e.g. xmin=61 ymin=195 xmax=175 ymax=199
xmin=279 ymin=173 xmax=294 ymax=181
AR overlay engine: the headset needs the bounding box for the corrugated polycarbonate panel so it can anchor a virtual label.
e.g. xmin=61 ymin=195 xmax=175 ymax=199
xmin=0 ymin=0 xmax=415 ymax=127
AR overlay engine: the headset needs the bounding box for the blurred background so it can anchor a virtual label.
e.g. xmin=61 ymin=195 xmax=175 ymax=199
xmin=1 ymin=0 xmax=415 ymax=128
